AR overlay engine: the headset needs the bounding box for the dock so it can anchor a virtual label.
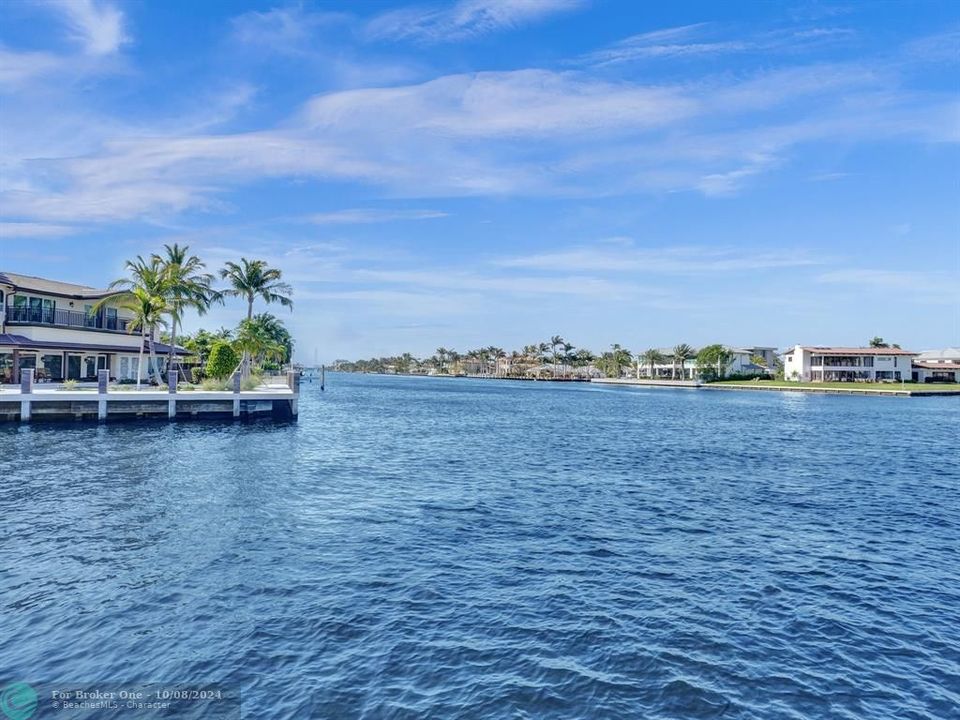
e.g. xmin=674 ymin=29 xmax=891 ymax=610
xmin=0 ymin=369 xmax=300 ymax=423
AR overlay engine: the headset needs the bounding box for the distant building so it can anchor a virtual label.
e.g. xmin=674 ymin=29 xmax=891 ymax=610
xmin=912 ymin=348 xmax=960 ymax=383
xmin=639 ymin=345 xmax=777 ymax=379
xmin=783 ymin=346 xmax=917 ymax=383
xmin=1 ymin=271 xmax=186 ymax=384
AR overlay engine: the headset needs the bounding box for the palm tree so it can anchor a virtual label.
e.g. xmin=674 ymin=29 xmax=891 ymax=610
xmin=95 ymin=287 xmax=167 ymax=390
xmin=550 ymin=335 xmax=565 ymax=377
xmin=234 ymin=317 xmax=285 ymax=370
xmin=488 ymin=346 xmax=505 ymax=377
xmin=220 ymin=259 xmax=293 ymax=376
xmin=251 ymin=313 xmax=294 ymax=365
xmin=155 ymin=243 xmax=218 ymax=380
xmin=673 ymin=343 xmax=695 ymax=380
xmin=102 ymin=256 xmax=170 ymax=385
xmin=436 ymin=347 xmax=448 ymax=374
xmin=640 ymin=348 xmax=665 ymax=379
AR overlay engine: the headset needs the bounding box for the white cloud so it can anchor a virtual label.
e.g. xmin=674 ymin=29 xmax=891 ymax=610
xmin=0 ymin=221 xmax=79 ymax=238
xmin=308 ymin=208 xmax=450 ymax=224
xmin=366 ymin=0 xmax=583 ymax=43
xmin=44 ymin=0 xmax=128 ymax=55
xmin=815 ymin=269 xmax=960 ymax=305
xmin=580 ymin=22 xmax=856 ymax=66
xmin=497 ymin=244 xmax=822 ymax=274
xmin=0 ymin=47 xmax=65 ymax=88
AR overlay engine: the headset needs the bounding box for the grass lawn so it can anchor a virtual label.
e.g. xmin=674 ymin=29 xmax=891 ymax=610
xmin=709 ymin=380 xmax=960 ymax=394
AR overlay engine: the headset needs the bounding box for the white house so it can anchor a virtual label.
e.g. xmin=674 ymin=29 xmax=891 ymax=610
xmin=912 ymin=348 xmax=960 ymax=383
xmin=783 ymin=345 xmax=917 ymax=383
xmin=638 ymin=345 xmax=777 ymax=379
xmin=0 ymin=271 xmax=186 ymax=384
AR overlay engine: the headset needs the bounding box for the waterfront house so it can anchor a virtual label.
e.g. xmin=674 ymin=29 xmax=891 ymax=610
xmin=783 ymin=345 xmax=917 ymax=383
xmin=911 ymin=348 xmax=960 ymax=383
xmin=639 ymin=345 xmax=777 ymax=380
xmin=0 ymin=271 xmax=186 ymax=384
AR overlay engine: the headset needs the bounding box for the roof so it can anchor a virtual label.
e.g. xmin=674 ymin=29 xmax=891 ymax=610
xmin=913 ymin=362 xmax=960 ymax=370
xmin=785 ymin=346 xmax=917 ymax=356
xmin=0 ymin=271 xmax=114 ymax=299
xmin=0 ymin=333 xmax=188 ymax=355
xmin=916 ymin=348 xmax=960 ymax=362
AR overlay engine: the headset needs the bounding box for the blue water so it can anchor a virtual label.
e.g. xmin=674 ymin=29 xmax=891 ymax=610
xmin=2 ymin=374 xmax=959 ymax=719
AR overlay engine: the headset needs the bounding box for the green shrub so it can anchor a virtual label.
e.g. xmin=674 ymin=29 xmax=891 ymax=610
xmin=206 ymin=341 xmax=239 ymax=380
xmin=190 ymin=366 xmax=205 ymax=384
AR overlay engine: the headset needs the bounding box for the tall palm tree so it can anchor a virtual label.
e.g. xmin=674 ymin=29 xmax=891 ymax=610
xmin=673 ymin=343 xmax=695 ymax=380
xmin=103 ymin=256 xmax=169 ymax=385
xmin=640 ymin=348 xmax=665 ymax=379
xmin=94 ymin=287 xmax=167 ymax=390
xmin=436 ymin=347 xmax=448 ymax=374
xmin=220 ymin=259 xmax=293 ymax=376
xmin=488 ymin=346 xmax=505 ymax=377
xmin=550 ymin=335 xmax=565 ymax=377
xmin=155 ymin=243 xmax=219 ymax=380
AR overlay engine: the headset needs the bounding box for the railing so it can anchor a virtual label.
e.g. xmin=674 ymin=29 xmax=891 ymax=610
xmin=5 ymin=305 xmax=129 ymax=332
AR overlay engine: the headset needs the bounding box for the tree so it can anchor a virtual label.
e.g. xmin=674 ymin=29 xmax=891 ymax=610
xmin=639 ymin=348 xmax=665 ymax=378
xmin=155 ymin=244 xmax=219 ymax=379
xmin=550 ymin=335 xmax=566 ymax=377
xmin=234 ymin=318 xmax=285 ymax=371
xmin=206 ymin=341 xmax=239 ymax=380
xmin=869 ymin=337 xmax=889 ymax=348
xmin=596 ymin=344 xmax=632 ymax=378
xmin=696 ymin=344 xmax=734 ymax=381
xmin=673 ymin=343 xmax=696 ymax=380
xmin=95 ymin=287 xmax=168 ymax=390
xmin=250 ymin=313 xmax=294 ymax=364
xmin=220 ymin=259 xmax=293 ymax=376
xmin=100 ymin=256 xmax=169 ymax=385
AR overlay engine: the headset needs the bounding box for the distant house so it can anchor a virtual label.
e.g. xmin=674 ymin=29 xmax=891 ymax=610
xmin=783 ymin=345 xmax=917 ymax=383
xmin=639 ymin=345 xmax=776 ymax=379
xmin=912 ymin=348 xmax=960 ymax=383
xmin=0 ymin=271 xmax=187 ymax=384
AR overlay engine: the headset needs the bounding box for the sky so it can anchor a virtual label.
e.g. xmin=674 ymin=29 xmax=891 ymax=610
xmin=0 ymin=0 xmax=958 ymax=362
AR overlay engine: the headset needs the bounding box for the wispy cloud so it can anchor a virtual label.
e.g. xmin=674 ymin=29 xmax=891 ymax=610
xmin=365 ymin=0 xmax=583 ymax=43
xmin=580 ymin=21 xmax=855 ymax=66
xmin=816 ymin=269 xmax=960 ymax=303
xmin=44 ymin=0 xmax=128 ymax=55
xmin=497 ymin=243 xmax=822 ymax=274
xmin=0 ymin=221 xmax=80 ymax=238
xmin=308 ymin=208 xmax=450 ymax=224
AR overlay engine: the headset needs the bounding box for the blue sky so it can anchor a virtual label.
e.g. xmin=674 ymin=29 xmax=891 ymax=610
xmin=1 ymin=0 xmax=957 ymax=361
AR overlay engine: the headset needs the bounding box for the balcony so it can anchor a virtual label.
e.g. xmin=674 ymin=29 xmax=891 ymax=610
xmin=4 ymin=305 xmax=130 ymax=333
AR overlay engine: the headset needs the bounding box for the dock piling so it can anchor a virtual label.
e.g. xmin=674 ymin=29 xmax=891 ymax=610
xmin=98 ymin=369 xmax=109 ymax=420
xmin=20 ymin=369 xmax=33 ymax=422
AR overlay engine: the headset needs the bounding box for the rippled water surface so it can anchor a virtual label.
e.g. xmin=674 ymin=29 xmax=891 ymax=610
xmin=2 ymin=374 xmax=959 ymax=718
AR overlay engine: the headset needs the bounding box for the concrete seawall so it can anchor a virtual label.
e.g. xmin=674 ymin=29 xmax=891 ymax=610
xmin=0 ymin=369 xmax=300 ymax=423
xmin=590 ymin=378 xmax=701 ymax=388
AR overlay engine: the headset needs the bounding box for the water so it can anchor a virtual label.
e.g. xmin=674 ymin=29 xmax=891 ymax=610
xmin=2 ymin=374 xmax=958 ymax=719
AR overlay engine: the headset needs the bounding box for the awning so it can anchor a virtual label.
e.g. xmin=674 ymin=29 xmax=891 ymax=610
xmin=0 ymin=333 xmax=189 ymax=355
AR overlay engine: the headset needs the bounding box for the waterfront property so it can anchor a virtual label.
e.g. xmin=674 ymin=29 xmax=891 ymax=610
xmin=0 ymin=272 xmax=186 ymax=384
xmin=912 ymin=347 xmax=960 ymax=383
xmin=638 ymin=345 xmax=776 ymax=380
xmin=783 ymin=345 xmax=919 ymax=383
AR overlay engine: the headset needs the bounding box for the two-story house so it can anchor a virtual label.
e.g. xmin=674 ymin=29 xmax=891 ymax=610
xmin=782 ymin=345 xmax=917 ymax=383
xmin=0 ymin=272 xmax=185 ymax=384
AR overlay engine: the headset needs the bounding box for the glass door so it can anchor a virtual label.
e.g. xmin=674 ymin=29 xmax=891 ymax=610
xmin=66 ymin=354 xmax=82 ymax=380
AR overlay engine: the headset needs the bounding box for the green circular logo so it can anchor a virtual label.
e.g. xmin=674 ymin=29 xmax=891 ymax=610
xmin=0 ymin=683 xmax=37 ymax=720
